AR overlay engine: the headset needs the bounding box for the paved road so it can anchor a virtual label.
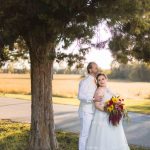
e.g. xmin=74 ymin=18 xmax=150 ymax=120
xmin=0 ymin=97 xmax=150 ymax=148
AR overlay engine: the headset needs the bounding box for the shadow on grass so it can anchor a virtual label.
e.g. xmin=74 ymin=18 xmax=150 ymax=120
xmin=0 ymin=120 xmax=78 ymax=150
xmin=0 ymin=131 xmax=78 ymax=150
xmin=0 ymin=120 xmax=149 ymax=150
xmin=0 ymin=120 xmax=30 ymax=150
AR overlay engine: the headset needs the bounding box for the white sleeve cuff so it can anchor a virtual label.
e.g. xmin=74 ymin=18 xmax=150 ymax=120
xmin=87 ymin=99 xmax=92 ymax=103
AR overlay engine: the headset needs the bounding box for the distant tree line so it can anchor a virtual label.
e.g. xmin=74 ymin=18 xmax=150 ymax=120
xmin=0 ymin=66 xmax=30 ymax=74
xmin=0 ymin=68 xmax=30 ymax=74
xmin=108 ymin=63 xmax=150 ymax=82
xmin=53 ymin=67 xmax=86 ymax=75
xmin=53 ymin=66 xmax=103 ymax=75
xmin=0 ymin=65 xmax=85 ymax=74
xmin=1 ymin=62 xmax=150 ymax=82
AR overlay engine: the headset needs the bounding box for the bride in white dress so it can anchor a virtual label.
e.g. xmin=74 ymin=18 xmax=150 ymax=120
xmin=86 ymin=73 xmax=130 ymax=150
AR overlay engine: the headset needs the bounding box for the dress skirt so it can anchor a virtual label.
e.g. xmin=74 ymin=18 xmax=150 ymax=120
xmin=86 ymin=109 xmax=130 ymax=150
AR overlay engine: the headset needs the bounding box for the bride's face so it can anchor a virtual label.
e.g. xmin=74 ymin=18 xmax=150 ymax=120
xmin=97 ymin=75 xmax=107 ymax=87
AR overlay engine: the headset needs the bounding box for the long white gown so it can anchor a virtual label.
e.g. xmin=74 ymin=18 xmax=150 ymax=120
xmin=86 ymin=88 xmax=130 ymax=150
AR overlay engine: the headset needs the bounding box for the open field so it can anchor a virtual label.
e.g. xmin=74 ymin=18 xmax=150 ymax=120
xmin=0 ymin=73 xmax=150 ymax=114
xmin=0 ymin=73 xmax=150 ymax=99
xmin=0 ymin=74 xmax=80 ymax=98
xmin=0 ymin=120 xmax=149 ymax=150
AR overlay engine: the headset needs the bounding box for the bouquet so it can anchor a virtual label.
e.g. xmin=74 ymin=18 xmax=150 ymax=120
xmin=104 ymin=96 xmax=129 ymax=126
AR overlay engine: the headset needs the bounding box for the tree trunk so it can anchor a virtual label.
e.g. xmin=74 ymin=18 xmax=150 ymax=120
xmin=28 ymin=43 xmax=58 ymax=150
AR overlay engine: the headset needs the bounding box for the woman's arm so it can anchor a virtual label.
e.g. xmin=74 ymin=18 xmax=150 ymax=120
xmin=93 ymin=88 xmax=105 ymax=111
xmin=94 ymin=102 xmax=104 ymax=111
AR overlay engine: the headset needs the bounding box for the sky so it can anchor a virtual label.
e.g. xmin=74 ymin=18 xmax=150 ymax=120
xmin=86 ymin=48 xmax=113 ymax=69
xmin=55 ymin=22 xmax=114 ymax=69
xmin=85 ymin=23 xmax=113 ymax=69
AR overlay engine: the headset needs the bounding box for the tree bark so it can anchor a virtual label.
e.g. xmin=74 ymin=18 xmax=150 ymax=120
xmin=28 ymin=43 xmax=58 ymax=150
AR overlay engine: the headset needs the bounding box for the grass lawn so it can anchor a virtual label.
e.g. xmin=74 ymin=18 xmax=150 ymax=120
xmin=0 ymin=93 xmax=150 ymax=115
xmin=0 ymin=120 xmax=149 ymax=150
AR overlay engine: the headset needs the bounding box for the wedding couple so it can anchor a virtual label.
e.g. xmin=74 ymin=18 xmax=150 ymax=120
xmin=78 ymin=62 xmax=130 ymax=150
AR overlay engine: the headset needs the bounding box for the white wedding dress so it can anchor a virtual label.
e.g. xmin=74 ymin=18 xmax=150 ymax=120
xmin=86 ymin=88 xmax=130 ymax=150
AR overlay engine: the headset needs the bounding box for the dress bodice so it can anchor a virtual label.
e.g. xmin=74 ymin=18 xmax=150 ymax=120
xmin=101 ymin=88 xmax=114 ymax=103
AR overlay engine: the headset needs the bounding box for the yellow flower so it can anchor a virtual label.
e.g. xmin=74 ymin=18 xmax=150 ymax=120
xmin=110 ymin=105 xmax=114 ymax=109
xmin=107 ymin=107 xmax=112 ymax=112
xmin=112 ymin=96 xmax=119 ymax=103
xmin=107 ymin=105 xmax=114 ymax=112
xmin=105 ymin=100 xmax=110 ymax=104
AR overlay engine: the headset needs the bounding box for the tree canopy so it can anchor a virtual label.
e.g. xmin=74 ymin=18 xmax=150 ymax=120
xmin=1 ymin=0 xmax=149 ymax=65
xmin=109 ymin=1 xmax=150 ymax=63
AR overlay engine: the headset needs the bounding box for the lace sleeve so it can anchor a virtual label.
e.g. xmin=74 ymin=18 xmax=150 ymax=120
xmin=93 ymin=88 xmax=104 ymax=102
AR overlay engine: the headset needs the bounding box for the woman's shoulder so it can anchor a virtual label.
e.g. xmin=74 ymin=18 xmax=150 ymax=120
xmin=95 ymin=87 xmax=105 ymax=95
xmin=97 ymin=87 xmax=112 ymax=96
xmin=106 ymin=87 xmax=115 ymax=96
xmin=106 ymin=87 xmax=111 ymax=92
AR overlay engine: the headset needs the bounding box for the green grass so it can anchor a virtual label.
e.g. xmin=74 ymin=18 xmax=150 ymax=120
xmin=0 ymin=120 xmax=149 ymax=150
xmin=126 ymin=99 xmax=150 ymax=115
xmin=0 ymin=93 xmax=80 ymax=106
xmin=0 ymin=93 xmax=150 ymax=114
xmin=0 ymin=120 xmax=78 ymax=150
